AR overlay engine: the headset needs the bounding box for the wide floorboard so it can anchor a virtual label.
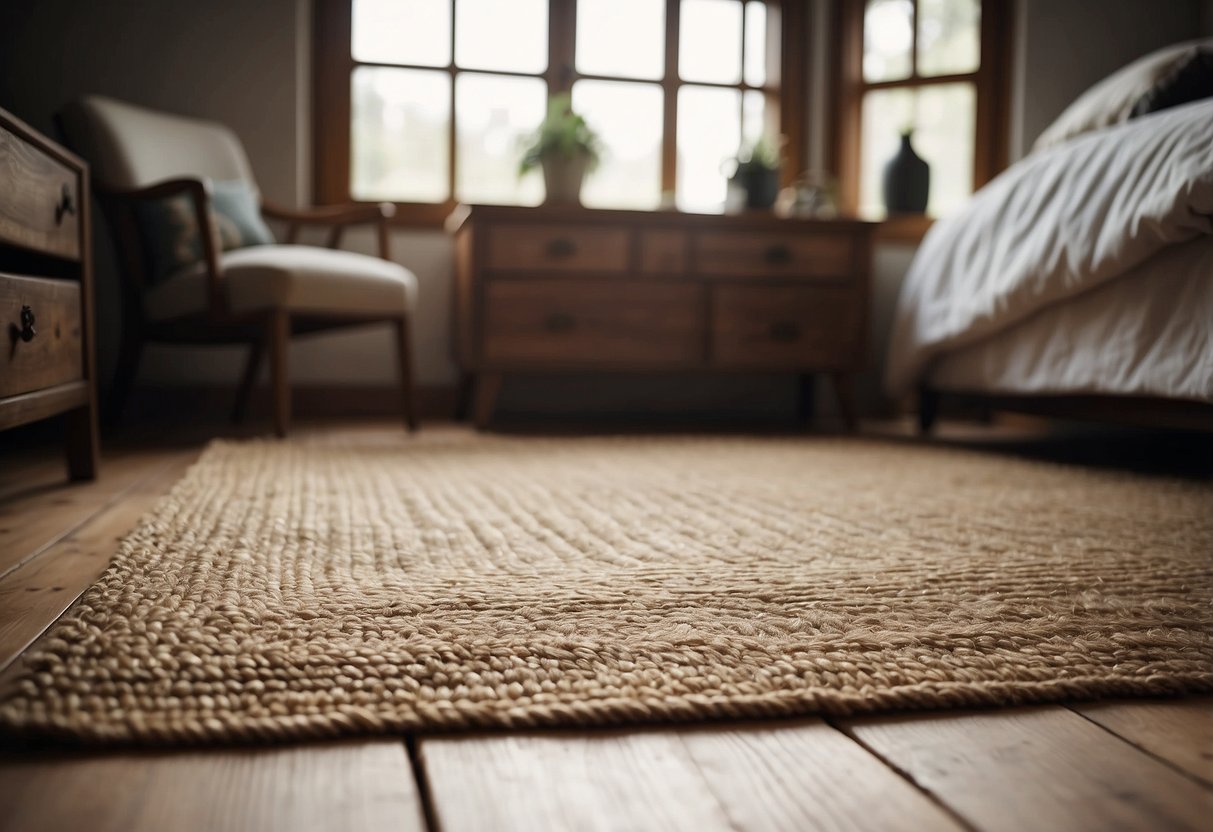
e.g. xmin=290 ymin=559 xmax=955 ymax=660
xmin=0 ymin=420 xmax=1209 ymax=832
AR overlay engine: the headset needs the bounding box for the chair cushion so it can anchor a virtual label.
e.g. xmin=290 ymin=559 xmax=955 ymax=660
xmin=144 ymin=245 xmax=418 ymax=321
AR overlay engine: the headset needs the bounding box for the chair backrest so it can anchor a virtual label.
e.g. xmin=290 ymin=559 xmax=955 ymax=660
xmin=57 ymin=95 xmax=257 ymax=189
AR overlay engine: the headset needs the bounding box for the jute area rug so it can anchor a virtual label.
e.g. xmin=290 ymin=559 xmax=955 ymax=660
xmin=2 ymin=433 xmax=1210 ymax=746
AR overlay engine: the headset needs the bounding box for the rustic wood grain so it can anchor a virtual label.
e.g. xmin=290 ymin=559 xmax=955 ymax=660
xmin=841 ymin=705 xmax=1213 ymax=832
xmin=0 ymin=273 xmax=83 ymax=398
xmin=0 ymin=740 xmax=425 ymax=832
xmin=486 ymin=223 xmax=631 ymax=273
xmin=0 ymin=124 xmax=80 ymax=261
xmin=0 ymin=450 xmax=195 ymax=668
xmin=1071 ymin=698 xmax=1213 ymax=787
xmin=419 ymin=720 xmax=964 ymax=832
xmin=692 ymin=229 xmax=854 ymax=278
xmin=484 ymin=279 xmax=704 ymax=366
xmin=710 ymin=284 xmax=863 ymax=369
xmin=0 ymin=446 xmax=167 ymax=580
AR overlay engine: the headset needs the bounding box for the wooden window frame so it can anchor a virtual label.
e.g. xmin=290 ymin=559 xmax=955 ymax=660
xmin=830 ymin=0 xmax=1013 ymax=240
xmin=314 ymin=0 xmax=808 ymax=227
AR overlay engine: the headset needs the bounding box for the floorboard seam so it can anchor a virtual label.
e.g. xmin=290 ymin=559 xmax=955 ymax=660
xmin=1064 ymin=703 xmax=1213 ymax=790
xmin=406 ymin=736 xmax=445 ymax=832
xmin=825 ymin=717 xmax=980 ymax=832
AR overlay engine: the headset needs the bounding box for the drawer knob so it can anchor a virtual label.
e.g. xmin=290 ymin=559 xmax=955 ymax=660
xmin=544 ymin=312 xmax=576 ymax=333
xmin=54 ymin=184 xmax=76 ymax=226
xmin=18 ymin=305 xmax=37 ymax=342
xmin=763 ymin=244 xmax=792 ymax=265
xmin=769 ymin=320 xmax=800 ymax=342
xmin=546 ymin=238 xmax=577 ymax=258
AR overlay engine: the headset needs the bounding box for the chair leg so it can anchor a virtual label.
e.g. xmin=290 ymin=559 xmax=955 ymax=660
xmin=231 ymin=340 xmax=264 ymax=424
xmin=394 ymin=315 xmax=418 ymax=432
xmin=267 ymin=310 xmax=290 ymax=438
xmin=104 ymin=326 xmax=144 ymax=426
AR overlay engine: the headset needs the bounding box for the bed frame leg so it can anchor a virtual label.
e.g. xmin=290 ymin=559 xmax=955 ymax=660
xmin=918 ymin=386 xmax=939 ymax=435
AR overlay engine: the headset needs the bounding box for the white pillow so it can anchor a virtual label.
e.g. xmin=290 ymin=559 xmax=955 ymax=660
xmin=1033 ymin=38 xmax=1213 ymax=153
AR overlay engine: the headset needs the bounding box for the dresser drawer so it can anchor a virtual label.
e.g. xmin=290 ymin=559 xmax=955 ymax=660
xmin=711 ymin=285 xmax=862 ymax=369
xmin=0 ymin=273 xmax=84 ymax=398
xmin=484 ymin=279 xmax=703 ymax=366
xmin=639 ymin=229 xmax=688 ymax=275
xmin=0 ymin=126 xmax=81 ymax=261
xmin=486 ymin=224 xmax=631 ymax=273
xmin=693 ymin=230 xmax=854 ymax=279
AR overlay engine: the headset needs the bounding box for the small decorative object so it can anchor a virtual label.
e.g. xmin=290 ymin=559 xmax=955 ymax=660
xmin=882 ymin=130 xmax=930 ymax=214
xmin=519 ymin=94 xmax=601 ymax=206
xmin=727 ymin=136 xmax=782 ymax=211
xmin=775 ymin=171 xmax=839 ymax=219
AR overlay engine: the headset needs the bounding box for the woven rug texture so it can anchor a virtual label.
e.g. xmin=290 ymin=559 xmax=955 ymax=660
xmin=2 ymin=433 xmax=1210 ymax=746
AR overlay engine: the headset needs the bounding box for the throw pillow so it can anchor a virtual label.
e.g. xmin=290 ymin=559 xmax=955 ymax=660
xmin=136 ymin=179 xmax=275 ymax=285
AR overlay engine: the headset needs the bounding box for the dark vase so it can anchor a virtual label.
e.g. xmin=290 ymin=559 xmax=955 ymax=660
xmin=742 ymin=167 xmax=781 ymax=210
xmin=882 ymin=132 xmax=930 ymax=215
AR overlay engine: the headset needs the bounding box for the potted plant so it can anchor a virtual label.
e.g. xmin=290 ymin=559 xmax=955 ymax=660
xmin=519 ymin=94 xmax=601 ymax=206
xmin=729 ymin=136 xmax=782 ymax=210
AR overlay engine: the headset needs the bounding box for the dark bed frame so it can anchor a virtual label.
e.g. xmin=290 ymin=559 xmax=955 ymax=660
xmin=917 ymin=386 xmax=1213 ymax=434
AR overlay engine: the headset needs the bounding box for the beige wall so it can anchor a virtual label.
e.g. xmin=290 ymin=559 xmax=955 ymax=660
xmin=0 ymin=0 xmax=1207 ymax=416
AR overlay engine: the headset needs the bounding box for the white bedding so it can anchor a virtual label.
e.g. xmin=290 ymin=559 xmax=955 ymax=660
xmin=885 ymin=98 xmax=1213 ymax=401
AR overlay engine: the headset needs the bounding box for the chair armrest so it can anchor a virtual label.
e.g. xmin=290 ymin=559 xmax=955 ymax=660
xmin=261 ymin=200 xmax=396 ymax=260
xmin=95 ymin=178 xmax=226 ymax=314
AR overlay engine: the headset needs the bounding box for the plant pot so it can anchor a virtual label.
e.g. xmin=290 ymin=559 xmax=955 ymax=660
xmin=882 ymin=132 xmax=930 ymax=215
xmin=542 ymin=153 xmax=590 ymax=206
xmin=733 ymin=166 xmax=780 ymax=210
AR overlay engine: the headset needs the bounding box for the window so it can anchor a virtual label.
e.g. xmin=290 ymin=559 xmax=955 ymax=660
xmin=832 ymin=0 xmax=1011 ymax=226
xmin=314 ymin=0 xmax=807 ymax=224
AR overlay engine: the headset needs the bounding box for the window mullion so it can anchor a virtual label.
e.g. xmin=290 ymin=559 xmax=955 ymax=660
xmin=447 ymin=2 xmax=457 ymax=202
xmin=549 ymin=0 xmax=576 ymax=95
xmin=661 ymin=0 xmax=680 ymax=194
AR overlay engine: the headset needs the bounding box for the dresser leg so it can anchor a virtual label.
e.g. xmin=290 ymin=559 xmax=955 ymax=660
xmin=65 ymin=404 xmax=99 ymax=481
xmin=829 ymin=372 xmax=858 ymax=431
xmin=472 ymin=373 xmax=503 ymax=430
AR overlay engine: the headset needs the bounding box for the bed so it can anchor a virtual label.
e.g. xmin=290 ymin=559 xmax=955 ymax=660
xmin=885 ymin=52 xmax=1213 ymax=432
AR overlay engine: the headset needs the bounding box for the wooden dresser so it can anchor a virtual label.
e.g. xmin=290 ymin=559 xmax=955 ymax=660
xmin=448 ymin=205 xmax=874 ymax=428
xmin=0 ymin=107 xmax=98 ymax=479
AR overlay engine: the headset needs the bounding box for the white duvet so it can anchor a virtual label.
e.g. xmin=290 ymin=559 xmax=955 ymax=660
xmin=885 ymin=98 xmax=1213 ymax=400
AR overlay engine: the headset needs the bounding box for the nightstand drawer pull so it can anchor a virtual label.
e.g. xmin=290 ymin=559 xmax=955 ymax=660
xmin=769 ymin=320 xmax=800 ymax=342
xmin=54 ymin=184 xmax=76 ymax=225
xmin=544 ymin=312 xmax=576 ymax=333
xmin=18 ymin=305 xmax=36 ymax=342
xmin=763 ymin=244 xmax=793 ymax=265
xmin=546 ymin=238 xmax=577 ymax=258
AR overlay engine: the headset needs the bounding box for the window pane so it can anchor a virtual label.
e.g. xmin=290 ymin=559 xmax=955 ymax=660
xmin=351 ymin=67 xmax=450 ymax=202
xmin=917 ymin=0 xmax=980 ymax=77
xmin=858 ymin=83 xmax=975 ymax=219
xmin=863 ymin=0 xmax=913 ymax=82
xmin=455 ymin=74 xmax=546 ymax=205
xmin=572 ymin=81 xmax=663 ymax=210
xmin=677 ymin=85 xmax=741 ymax=213
xmin=577 ymin=0 xmax=664 ymax=80
xmin=743 ymin=1 xmax=767 ymax=86
xmin=352 ymin=0 xmax=451 ymax=67
xmin=742 ymin=89 xmax=770 ymax=149
xmin=680 ymin=0 xmax=743 ymax=84
xmin=456 ymin=0 xmax=547 ymax=73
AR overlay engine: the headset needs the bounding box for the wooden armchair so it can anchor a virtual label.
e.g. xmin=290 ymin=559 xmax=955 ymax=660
xmin=58 ymin=96 xmax=418 ymax=436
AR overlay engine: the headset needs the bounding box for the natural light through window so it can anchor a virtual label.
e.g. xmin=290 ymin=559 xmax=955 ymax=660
xmin=347 ymin=0 xmax=783 ymax=213
xmin=858 ymin=0 xmax=981 ymax=219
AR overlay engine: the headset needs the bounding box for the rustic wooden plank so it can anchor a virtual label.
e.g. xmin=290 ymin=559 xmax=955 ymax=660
xmin=0 ymin=445 xmax=168 ymax=579
xmin=0 ymin=450 xmax=195 ymax=668
xmin=0 ymin=740 xmax=426 ymax=832
xmin=1071 ymin=698 xmax=1213 ymax=787
xmin=841 ymin=705 xmax=1213 ymax=832
xmin=419 ymin=719 xmax=962 ymax=832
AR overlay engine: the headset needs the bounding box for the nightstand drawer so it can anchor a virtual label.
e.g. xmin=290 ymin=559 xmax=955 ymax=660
xmin=486 ymin=224 xmax=631 ymax=273
xmin=693 ymin=230 xmax=855 ymax=279
xmin=0 ymin=273 xmax=84 ymax=397
xmin=484 ymin=279 xmax=702 ymax=365
xmin=0 ymin=126 xmax=81 ymax=261
xmin=711 ymin=285 xmax=862 ymax=368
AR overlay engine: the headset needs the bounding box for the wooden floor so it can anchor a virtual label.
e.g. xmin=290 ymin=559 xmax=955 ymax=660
xmin=0 ymin=418 xmax=1210 ymax=832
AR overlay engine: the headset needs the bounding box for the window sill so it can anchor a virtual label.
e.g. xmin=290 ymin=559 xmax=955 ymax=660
xmin=875 ymin=214 xmax=935 ymax=245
